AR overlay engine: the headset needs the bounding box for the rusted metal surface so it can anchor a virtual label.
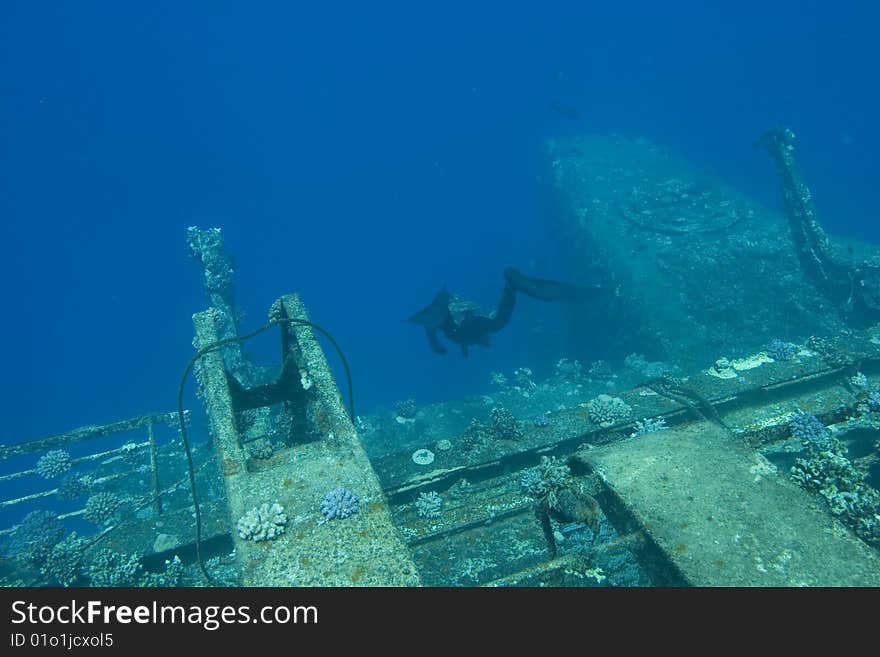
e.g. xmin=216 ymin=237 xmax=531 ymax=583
xmin=0 ymin=411 xmax=185 ymax=460
xmin=575 ymin=423 xmax=880 ymax=586
xmin=193 ymin=295 xmax=420 ymax=586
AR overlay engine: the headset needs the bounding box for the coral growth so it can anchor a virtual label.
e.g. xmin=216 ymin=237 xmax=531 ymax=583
xmin=789 ymin=412 xmax=829 ymax=445
xmin=42 ymin=532 xmax=88 ymax=586
xmin=394 ymin=399 xmax=417 ymax=420
xmin=588 ymin=360 xmax=614 ymax=379
xmin=36 ymin=449 xmax=72 ymax=479
xmin=513 ymin=367 xmax=537 ymax=393
xmin=86 ymin=549 xmax=183 ymax=587
xmin=140 ymin=556 xmax=184 ymax=587
xmin=411 ymin=448 xmax=435 ymax=465
xmin=533 ymin=414 xmax=551 ymax=428
xmin=624 ymin=353 xmax=672 ymax=379
xmin=790 ymin=423 xmax=880 ymax=548
xmin=554 ymin=357 xmax=583 ymax=383
xmin=630 ymin=417 xmax=668 ymax=437
xmin=489 ymin=406 xmax=524 ymax=441
xmin=5 ymin=510 xmax=65 ymax=564
xmin=87 ymin=549 xmax=143 ymax=587
xmin=520 ymin=456 xmax=572 ymax=508
xmin=586 ymin=394 xmax=632 ymax=427
xmin=57 ymin=475 xmax=91 ymax=501
xmin=447 ymin=478 xmax=472 ymax=500
xmin=83 ymin=492 xmax=121 ymax=525
xmin=415 ymin=491 xmax=444 ymax=519
xmin=459 ymin=418 xmax=492 ymax=452
xmin=247 ymin=438 xmax=275 ymax=460
xmin=238 ymin=503 xmax=288 ymax=541
xmin=766 ymin=339 xmax=798 ymax=362
xmin=320 ymin=489 xmax=359 ymax=521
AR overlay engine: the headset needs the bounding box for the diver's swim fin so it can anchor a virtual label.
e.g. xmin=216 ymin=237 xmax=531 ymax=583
xmin=408 ymin=287 xmax=452 ymax=328
xmin=504 ymin=266 xmax=602 ymax=303
xmin=425 ymin=327 xmax=447 ymax=354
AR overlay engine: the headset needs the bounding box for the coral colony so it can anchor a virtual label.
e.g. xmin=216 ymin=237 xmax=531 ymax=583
xmin=238 ymin=503 xmax=288 ymax=541
xmin=320 ymin=488 xmax=360 ymax=521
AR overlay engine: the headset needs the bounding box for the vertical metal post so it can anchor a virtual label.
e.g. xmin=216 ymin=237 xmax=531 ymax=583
xmin=186 ymin=226 xmax=253 ymax=383
xmin=147 ymin=420 xmax=162 ymax=515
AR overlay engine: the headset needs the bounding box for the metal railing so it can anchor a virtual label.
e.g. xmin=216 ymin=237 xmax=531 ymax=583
xmin=0 ymin=410 xmax=189 ymax=537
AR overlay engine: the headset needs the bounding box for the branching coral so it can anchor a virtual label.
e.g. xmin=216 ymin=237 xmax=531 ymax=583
xmin=84 ymin=492 xmax=121 ymax=525
xmin=320 ymin=489 xmax=359 ymax=521
xmin=790 ymin=422 xmax=880 ymax=548
xmin=459 ymin=418 xmax=492 ymax=452
xmin=415 ymin=491 xmax=444 ymax=519
xmin=520 ymin=456 xmax=572 ymax=509
xmin=789 ymin=412 xmax=830 ymax=445
xmin=87 ymin=549 xmax=143 ymax=587
xmin=36 ymin=450 xmax=72 ymax=479
xmin=489 ymin=406 xmax=524 ymax=441
xmin=238 ymin=503 xmax=288 ymax=540
xmin=42 ymin=532 xmax=88 ymax=586
xmin=586 ymin=394 xmax=632 ymax=427
xmin=6 ymin=510 xmax=64 ymax=564
xmin=766 ymin=339 xmax=799 ymax=362
xmin=630 ymin=417 xmax=668 ymax=437
xmin=57 ymin=475 xmax=91 ymax=501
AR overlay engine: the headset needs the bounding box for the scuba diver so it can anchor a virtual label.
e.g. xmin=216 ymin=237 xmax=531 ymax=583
xmin=408 ymin=266 xmax=603 ymax=357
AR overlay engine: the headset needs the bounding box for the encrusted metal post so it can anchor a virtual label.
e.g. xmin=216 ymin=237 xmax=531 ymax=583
xmin=0 ymin=412 xmax=183 ymax=460
xmin=756 ymin=128 xmax=850 ymax=301
xmin=147 ymin=420 xmax=162 ymax=516
xmin=192 ymin=295 xmax=420 ymax=586
xmin=758 ymin=128 xmax=880 ymax=324
xmin=186 ymin=226 xmax=253 ymax=383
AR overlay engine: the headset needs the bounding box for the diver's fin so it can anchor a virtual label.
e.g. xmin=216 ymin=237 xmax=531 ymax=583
xmin=409 ymin=287 xmax=452 ymax=328
xmin=504 ymin=266 xmax=602 ymax=303
xmin=425 ymin=327 xmax=447 ymax=355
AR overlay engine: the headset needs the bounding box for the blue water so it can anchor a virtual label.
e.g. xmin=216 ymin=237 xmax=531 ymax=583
xmin=2 ymin=1 xmax=878 ymax=444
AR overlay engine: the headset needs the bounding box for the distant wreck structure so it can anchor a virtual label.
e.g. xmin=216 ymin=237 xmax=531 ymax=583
xmin=756 ymin=128 xmax=880 ymax=324
xmin=543 ymin=132 xmax=880 ymax=369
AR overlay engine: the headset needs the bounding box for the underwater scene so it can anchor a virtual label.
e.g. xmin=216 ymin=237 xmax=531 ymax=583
xmin=2 ymin=3 xmax=880 ymax=588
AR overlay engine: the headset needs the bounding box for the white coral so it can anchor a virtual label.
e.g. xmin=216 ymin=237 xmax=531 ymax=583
xmin=412 ymin=448 xmax=435 ymax=465
xmin=238 ymin=503 xmax=287 ymax=542
xmin=586 ymin=394 xmax=632 ymax=427
xmin=415 ymin=491 xmax=444 ymax=519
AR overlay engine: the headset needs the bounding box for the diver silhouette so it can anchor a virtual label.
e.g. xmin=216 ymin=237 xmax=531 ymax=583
xmin=408 ymin=266 xmax=602 ymax=357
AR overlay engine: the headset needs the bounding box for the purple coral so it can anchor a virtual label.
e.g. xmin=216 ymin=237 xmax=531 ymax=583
xmin=789 ymin=412 xmax=829 ymax=444
xmin=766 ymin=339 xmax=798 ymax=362
xmin=320 ymin=487 xmax=359 ymax=521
